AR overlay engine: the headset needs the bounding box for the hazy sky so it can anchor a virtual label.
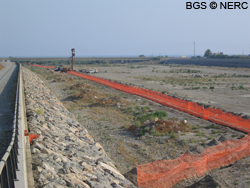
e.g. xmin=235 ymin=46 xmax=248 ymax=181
xmin=0 ymin=0 xmax=249 ymax=57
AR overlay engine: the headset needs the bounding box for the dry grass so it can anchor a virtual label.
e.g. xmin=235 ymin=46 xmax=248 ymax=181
xmin=0 ymin=64 xmax=4 ymax=70
xmin=117 ymin=142 xmax=140 ymax=166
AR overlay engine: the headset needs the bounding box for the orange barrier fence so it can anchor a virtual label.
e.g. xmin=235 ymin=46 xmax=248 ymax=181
xmin=66 ymin=70 xmax=250 ymax=134
xmin=30 ymin=64 xmax=55 ymax=69
xmin=30 ymin=64 xmax=250 ymax=187
xmin=137 ymin=134 xmax=250 ymax=187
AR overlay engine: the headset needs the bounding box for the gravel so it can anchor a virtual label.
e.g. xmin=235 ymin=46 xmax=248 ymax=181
xmin=23 ymin=68 xmax=135 ymax=188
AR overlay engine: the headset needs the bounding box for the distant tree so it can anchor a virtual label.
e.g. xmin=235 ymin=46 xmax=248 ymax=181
xmin=204 ymin=49 xmax=212 ymax=58
xmin=196 ymin=56 xmax=201 ymax=59
xmin=165 ymin=55 xmax=168 ymax=57
xmin=153 ymin=56 xmax=161 ymax=61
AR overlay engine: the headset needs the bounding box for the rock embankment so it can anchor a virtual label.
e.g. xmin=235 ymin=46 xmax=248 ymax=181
xmin=23 ymin=68 xmax=135 ymax=188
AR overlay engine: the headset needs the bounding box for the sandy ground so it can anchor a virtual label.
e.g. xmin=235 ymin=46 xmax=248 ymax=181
xmin=28 ymin=65 xmax=250 ymax=188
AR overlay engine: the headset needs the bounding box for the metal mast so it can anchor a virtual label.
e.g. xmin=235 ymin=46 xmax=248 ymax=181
xmin=71 ymin=48 xmax=75 ymax=70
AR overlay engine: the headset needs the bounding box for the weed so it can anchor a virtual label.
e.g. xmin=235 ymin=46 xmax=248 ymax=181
xmin=139 ymin=131 xmax=144 ymax=136
xmin=189 ymin=138 xmax=196 ymax=143
xmin=207 ymin=136 xmax=213 ymax=140
xmin=205 ymin=124 xmax=218 ymax=129
xmin=126 ymin=164 xmax=130 ymax=171
xmin=192 ymin=87 xmax=200 ymax=90
xmin=105 ymin=135 xmax=111 ymax=141
xmin=181 ymin=140 xmax=187 ymax=145
xmin=211 ymin=130 xmax=219 ymax=134
xmin=201 ymin=140 xmax=206 ymax=146
xmin=100 ymin=118 xmax=108 ymax=121
xmin=141 ymin=106 xmax=151 ymax=111
xmin=154 ymin=131 xmax=163 ymax=136
xmin=124 ymin=125 xmax=130 ymax=130
xmin=170 ymin=131 xmax=178 ymax=139
xmin=234 ymin=181 xmax=239 ymax=185
xmin=135 ymin=121 xmax=142 ymax=128
xmin=197 ymin=132 xmax=205 ymax=137
xmin=34 ymin=109 xmax=44 ymax=116
xmin=239 ymin=85 xmax=245 ymax=90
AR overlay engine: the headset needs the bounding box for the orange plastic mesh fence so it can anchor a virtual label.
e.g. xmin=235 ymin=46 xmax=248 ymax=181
xmin=30 ymin=64 xmax=55 ymax=69
xmin=31 ymin=65 xmax=250 ymax=188
xmin=137 ymin=135 xmax=250 ymax=188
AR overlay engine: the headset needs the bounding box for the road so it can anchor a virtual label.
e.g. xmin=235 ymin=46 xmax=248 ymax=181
xmin=0 ymin=61 xmax=18 ymax=159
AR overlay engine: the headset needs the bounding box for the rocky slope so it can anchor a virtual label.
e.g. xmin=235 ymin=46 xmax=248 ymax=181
xmin=23 ymin=68 xmax=135 ymax=188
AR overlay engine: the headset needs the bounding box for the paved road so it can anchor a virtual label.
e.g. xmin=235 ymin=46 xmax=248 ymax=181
xmin=0 ymin=61 xmax=18 ymax=159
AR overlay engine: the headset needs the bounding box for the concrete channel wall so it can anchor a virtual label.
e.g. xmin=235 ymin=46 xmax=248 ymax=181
xmin=0 ymin=64 xmax=34 ymax=188
xmin=15 ymin=65 xmax=35 ymax=187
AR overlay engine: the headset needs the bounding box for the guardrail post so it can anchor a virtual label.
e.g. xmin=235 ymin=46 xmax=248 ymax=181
xmin=1 ymin=165 xmax=9 ymax=188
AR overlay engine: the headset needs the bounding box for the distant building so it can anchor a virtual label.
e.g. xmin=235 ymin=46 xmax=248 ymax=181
xmin=182 ymin=55 xmax=187 ymax=58
xmin=213 ymin=52 xmax=225 ymax=55
xmin=139 ymin=55 xmax=145 ymax=57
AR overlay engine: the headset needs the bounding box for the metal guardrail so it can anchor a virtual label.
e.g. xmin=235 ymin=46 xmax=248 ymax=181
xmin=0 ymin=64 xmax=27 ymax=188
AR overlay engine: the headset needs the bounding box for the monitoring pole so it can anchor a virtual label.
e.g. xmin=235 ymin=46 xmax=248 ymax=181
xmin=71 ymin=48 xmax=75 ymax=70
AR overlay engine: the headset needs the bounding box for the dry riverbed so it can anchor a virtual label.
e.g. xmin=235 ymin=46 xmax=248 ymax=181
xmin=27 ymin=65 xmax=250 ymax=188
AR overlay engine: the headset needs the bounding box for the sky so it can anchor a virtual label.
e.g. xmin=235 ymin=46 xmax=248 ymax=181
xmin=0 ymin=0 xmax=249 ymax=57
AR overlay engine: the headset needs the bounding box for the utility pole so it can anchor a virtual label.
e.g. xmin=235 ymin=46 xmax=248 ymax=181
xmin=71 ymin=48 xmax=75 ymax=70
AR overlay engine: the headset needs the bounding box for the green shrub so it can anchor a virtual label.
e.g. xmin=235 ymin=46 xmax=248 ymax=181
xmin=153 ymin=111 xmax=168 ymax=119
xmin=136 ymin=110 xmax=168 ymax=124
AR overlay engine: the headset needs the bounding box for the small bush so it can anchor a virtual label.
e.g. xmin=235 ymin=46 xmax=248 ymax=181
xmin=135 ymin=121 xmax=142 ymax=128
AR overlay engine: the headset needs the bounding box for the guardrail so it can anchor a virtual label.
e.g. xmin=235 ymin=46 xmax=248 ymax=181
xmin=0 ymin=64 xmax=29 ymax=188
